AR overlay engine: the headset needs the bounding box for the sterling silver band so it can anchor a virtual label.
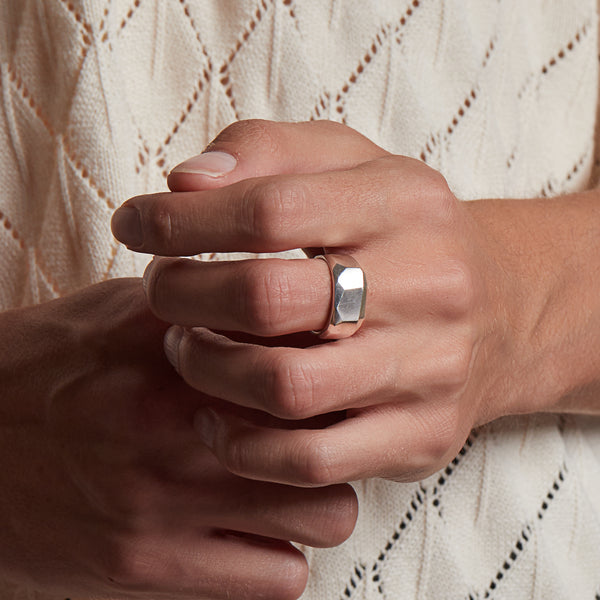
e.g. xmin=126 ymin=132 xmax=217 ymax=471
xmin=313 ymin=253 xmax=367 ymax=339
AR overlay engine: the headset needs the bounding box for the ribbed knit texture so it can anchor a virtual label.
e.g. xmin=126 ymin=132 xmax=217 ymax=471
xmin=1 ymin=2 xmax=600 ymax=599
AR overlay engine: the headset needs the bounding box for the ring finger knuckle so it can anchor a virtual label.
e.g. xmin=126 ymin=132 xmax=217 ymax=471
xmin=239 ymin=262 xmax=292 ymax=335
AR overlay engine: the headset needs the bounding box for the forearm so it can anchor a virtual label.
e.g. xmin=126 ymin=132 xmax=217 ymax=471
xmin=466 ymin=190 xmax=600 ymax=420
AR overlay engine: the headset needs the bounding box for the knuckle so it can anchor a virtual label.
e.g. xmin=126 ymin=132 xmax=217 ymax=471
xmin=143 ymin=198 xmax=173 ymax=249
xmin=239 ymin=262 xmax=292 ymax=335
xmin=427 ymin=166 xmax=452 ymax=196
xmin=211 ymin=119 xmax=279 ymax=154
xmin=408 ymin=408 xmax=459 ymax=477
xmin=296 ymin=435 xmax=338 ymax=486
xmin=421 ymin=166 xmax=454 ymax=210
xmin=366 ymin=154 xmax=398 ymax=172
xmin=360 ymin=156 xmax=455 ymax=222
xmin=102 ymin=538 xmax=158 ymax=593
xmin=436 ymin=259 xmax=477 ymax=318
xmin=428 ymin=335 xmax=473 ymax=396
xmin=103 ymin=471 xmax=156 ymax=526
xmin=237 ymin=263 xmax=269 ymax=332
xmin=445 ymin=340 xmax=474 ymax=390
xmin=426 ymin=409 xmax=460 ymax=463
xmin=313 ymin=119 xmax=348 ymax=135
xmin=387 ymin=157 xmax=456 ymax=223
xmin=263 ymin=354 xmax=317 ymax=419
xmin=242 ymin=178 xmax=305 ymax=246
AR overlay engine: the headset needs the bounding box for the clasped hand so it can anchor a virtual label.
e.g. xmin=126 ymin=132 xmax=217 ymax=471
xmin=113 ymin=120 xmax=517 ymax=487
xmin=0 ymin=278 xmax=355 ymax=599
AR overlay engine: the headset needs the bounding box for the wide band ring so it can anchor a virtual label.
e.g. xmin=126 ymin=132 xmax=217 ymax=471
xmin=313 ymin=253 xmax=367 ymax=339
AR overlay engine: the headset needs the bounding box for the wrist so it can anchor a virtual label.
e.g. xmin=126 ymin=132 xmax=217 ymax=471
xmin=466 ymin=191 xmax=600 ymax=421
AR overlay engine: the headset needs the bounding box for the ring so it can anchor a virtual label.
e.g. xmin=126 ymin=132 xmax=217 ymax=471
xmin=313 ymin=253 xmax=367 ymax=339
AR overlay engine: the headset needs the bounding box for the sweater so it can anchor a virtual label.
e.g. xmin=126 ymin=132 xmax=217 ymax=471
xmin=1 ymin=1 xmax=600 ymax=599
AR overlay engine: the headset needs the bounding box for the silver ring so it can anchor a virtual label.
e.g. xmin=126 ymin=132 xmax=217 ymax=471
xmin=313 ymin=254 xmax=367 ymax=339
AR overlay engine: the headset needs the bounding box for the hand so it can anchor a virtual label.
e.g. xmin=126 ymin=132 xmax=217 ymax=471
xmin=0 ymin=278 xmax=357 ymax=599
xmin=110 ymin=120 xmax=531 ymax=486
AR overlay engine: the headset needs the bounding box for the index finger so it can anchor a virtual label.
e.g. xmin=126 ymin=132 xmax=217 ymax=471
xmin=111 ymin=156 xmax=429 ymax=255
xmin=112 ymin=119 xmax=390 ymax=254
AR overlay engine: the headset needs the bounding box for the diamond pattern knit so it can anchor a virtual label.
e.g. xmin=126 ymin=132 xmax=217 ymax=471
xmin=1 ymin=2 xmax=600 ymax=599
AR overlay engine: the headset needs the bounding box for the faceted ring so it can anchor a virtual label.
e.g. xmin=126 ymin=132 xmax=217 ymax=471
xmin=313 ymin=253 xmax=367 ymax=339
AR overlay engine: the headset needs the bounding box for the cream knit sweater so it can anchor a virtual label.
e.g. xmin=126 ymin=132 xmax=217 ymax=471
xmin=1 ymin=1 xmax=600 ymax=599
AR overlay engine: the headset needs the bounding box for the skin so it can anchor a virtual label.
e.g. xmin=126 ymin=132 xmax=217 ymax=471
xmin=112 ymin=119 xmax=600 ymax=489
xmin=0 ymin=277 xmax=357 ymax=599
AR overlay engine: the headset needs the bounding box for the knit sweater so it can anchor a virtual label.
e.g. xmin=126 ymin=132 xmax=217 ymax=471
xmin=1 ymin=1 xmax=600 ymax=599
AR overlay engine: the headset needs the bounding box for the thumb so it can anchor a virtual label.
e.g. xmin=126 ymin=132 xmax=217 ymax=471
xmin=167 ymin=119 xmax=389 ymax=192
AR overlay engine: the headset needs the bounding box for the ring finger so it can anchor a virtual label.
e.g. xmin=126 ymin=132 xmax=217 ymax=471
xmin=144 ymin=255 xmax=364 ymax=337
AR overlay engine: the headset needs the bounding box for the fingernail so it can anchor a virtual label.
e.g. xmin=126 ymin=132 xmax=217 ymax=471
xmin=164 ymin=326 xmax=184 ymax=372
xmin=170 ymin=151 xmax=237 ymax=177
xmin=142 ymin=256 xmax=157 ymax=294
xmin=194 ymin=408 xmax=218 ymax=449
xmin=111 ymin=205 xmax=143 ymax=248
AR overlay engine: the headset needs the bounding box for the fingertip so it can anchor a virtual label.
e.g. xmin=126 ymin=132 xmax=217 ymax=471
xmin=217 ymin=533 xmax=308 ymax=600
xmin=142 ymin=255 xmax=157 ymax=295
xmin=164 ymin=325 xmax=184 ymax=372
xmin=338 ymin=482 xmax=359 ymax=540
xmin=308 ymin=483 xmax=359 ymax=548
xmin=111 ymin=204 xmax=143 ymax=248
xmin=279 ymin=547 xmax=309 ymax=600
